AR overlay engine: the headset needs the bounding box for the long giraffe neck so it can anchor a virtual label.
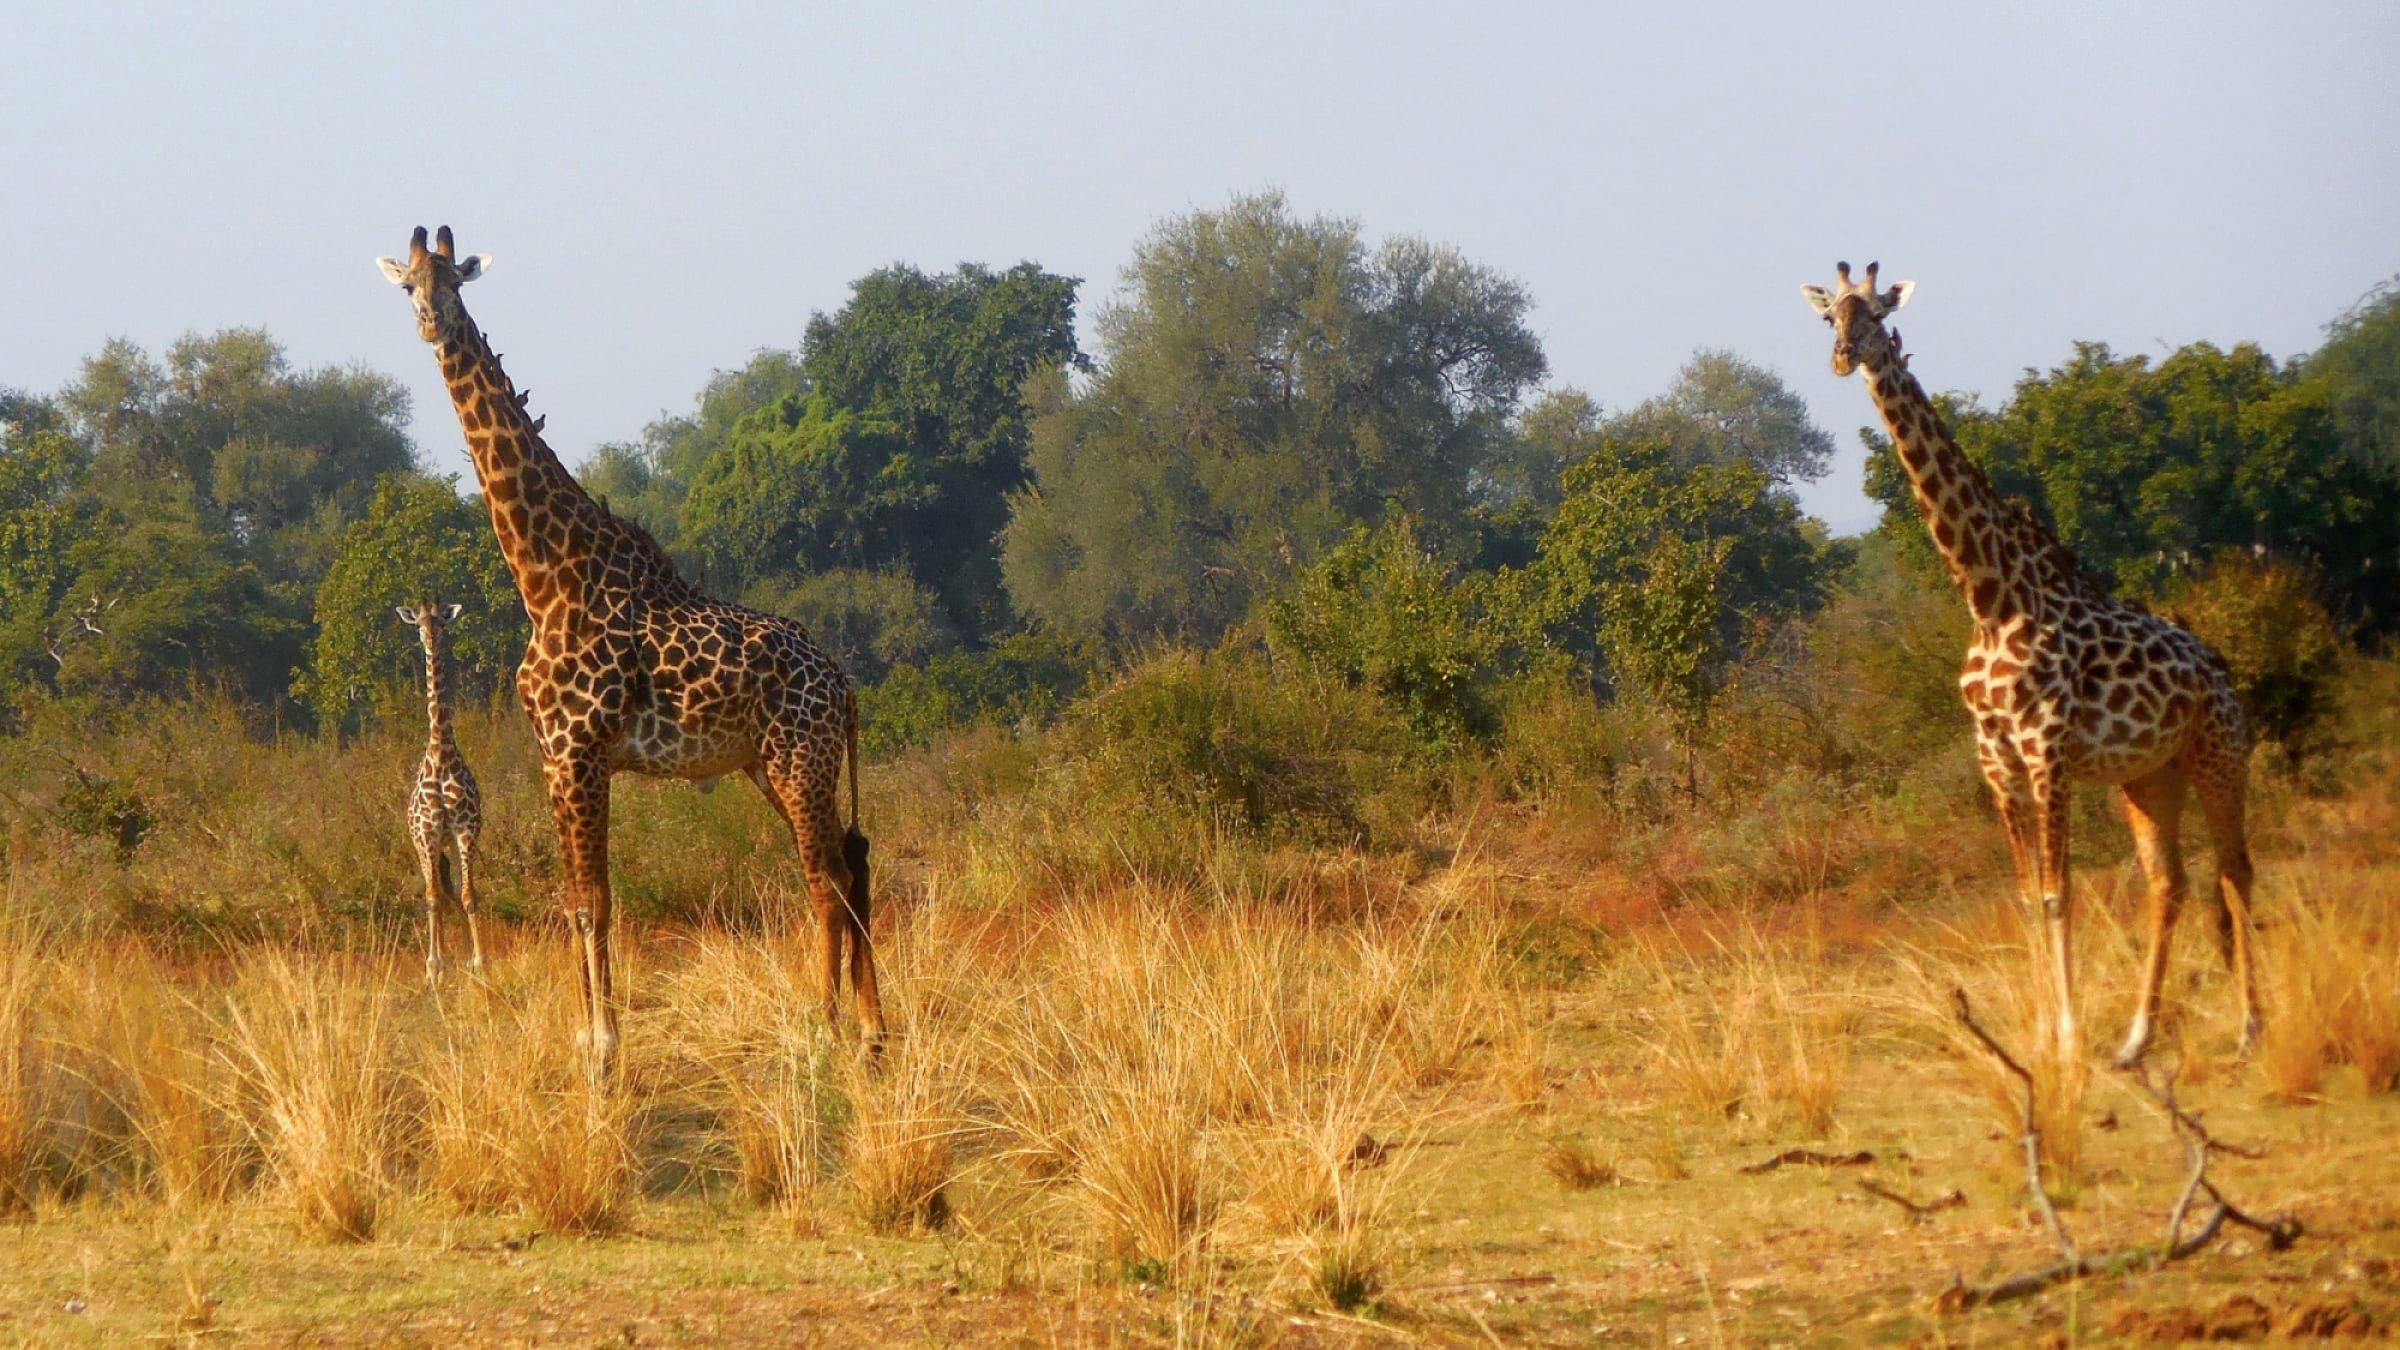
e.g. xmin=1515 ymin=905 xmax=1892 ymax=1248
xmin=420 ymin=635 xmax=456 ymax=755
xmin=1857 ymin=342 xmax=2044 ymax=627
xmin=431 ymin=314 xmax=608 ymax=607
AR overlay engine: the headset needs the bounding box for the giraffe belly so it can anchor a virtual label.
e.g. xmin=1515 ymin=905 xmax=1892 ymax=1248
xmin=2064 ymin=706 xmax=2194 ymax=783
xmin=613 ymin=709 xmax=756 ymax=780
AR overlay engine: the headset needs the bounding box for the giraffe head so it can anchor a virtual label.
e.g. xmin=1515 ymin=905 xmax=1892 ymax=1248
xmin=376 ymin=227 xmax=491 ymax=344
xmin=1799 ymin=261 xmax=1915 ymax=376
xmin=396 ymin=601 xmax=465 ymax=653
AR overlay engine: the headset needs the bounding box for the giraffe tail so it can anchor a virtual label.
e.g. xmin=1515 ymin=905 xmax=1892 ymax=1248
xmin=841 ymin=685 xmax=871 ymax=918
xmin=436 ymin=850 xmax=456 ymax=903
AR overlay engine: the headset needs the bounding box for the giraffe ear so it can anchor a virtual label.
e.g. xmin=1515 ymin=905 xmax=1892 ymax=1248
xmin=1883 ymin=280 xmax=1915 ymax=312
xmin=394 ymin=605 xmax=419 ymax=624
xmin=377 ymin=257 xmax=411 ymax=286
xmin=456 ymin=254 xmax=491 ymax=282
xmin=1799 ymin=285 xmax=1835 ymax=317
xmin=442 ymin=603 xmax=464 ymax=623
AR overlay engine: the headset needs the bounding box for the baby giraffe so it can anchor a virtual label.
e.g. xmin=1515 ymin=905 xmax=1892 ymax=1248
xmin=400 ymin=602 xmax=487 ymax=981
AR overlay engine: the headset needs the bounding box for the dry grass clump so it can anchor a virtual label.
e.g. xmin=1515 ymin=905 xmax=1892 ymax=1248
xmin=83 ymin=946 xmax=241 ymax=1209
xmin=1637 ymin=929 xmax=1854 ymax=1135
xmin=420 ymin=948 xmax=632 ymax=1233
xmin=653 ymin=935 xmax=850 ymax=1222
xmin=965 ymin=882 xmax=1516 ymax=1296
xmin=0 ymin=937 xmax=56 ymax=1213
xmin=1894 ymin=930 xmax=2088 ymax=1178
xmin=221 ymin=951 xmax=397 ymax=1242
xmin=1539 ymin=1136 xmax=1621 ymax=1192
xmin=2256 ymin=869 xmax=2400 ymax=1102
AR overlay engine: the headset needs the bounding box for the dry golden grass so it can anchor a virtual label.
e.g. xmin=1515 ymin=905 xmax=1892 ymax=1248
xmin=1538 ymin=1135 xmax=1620 ymax=1191
xmin=2257 ymin=865 xmax=2400 ymax=1102
xmin=0 ymin=936 xmax=52 ymax=1213
xmin=221 ymin=951 xmax=396 ymax=1242
xmin=86 ymin=947 xmax=240 ymax=1210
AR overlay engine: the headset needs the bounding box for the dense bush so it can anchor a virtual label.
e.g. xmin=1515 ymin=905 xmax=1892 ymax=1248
xmin=2165 ymin=551 xmax=2348 ymax=751
xmin=860 ymin=631 xmax=1095 ymax=758
xmin=1049 ymin=647 xmax=1429 ymax=850
xmin=1265 ymin=516 xmax=1495 ymax=750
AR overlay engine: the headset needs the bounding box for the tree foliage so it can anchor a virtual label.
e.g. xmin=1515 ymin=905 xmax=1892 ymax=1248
xmin=1863 ymin=340 xmax=2400 ymax=627
xmin=1002 ymin=191 xmax=1546 ymax=645
xmin=300 ymin=475 xmax=525 ymax=722
xmin=1266 ymin=515 xmax=1495 ymax=748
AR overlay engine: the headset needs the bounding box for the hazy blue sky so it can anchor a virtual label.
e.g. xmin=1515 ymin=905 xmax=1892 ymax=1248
xmin=7 ymin=2 xmax=2395 ymax=533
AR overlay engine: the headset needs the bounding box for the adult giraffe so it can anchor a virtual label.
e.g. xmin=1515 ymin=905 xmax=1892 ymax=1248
xmin=377 ymin=226 xmax=881 ymax=1075
xmin=1802 ymin=262 xmax=2260 ymax=1067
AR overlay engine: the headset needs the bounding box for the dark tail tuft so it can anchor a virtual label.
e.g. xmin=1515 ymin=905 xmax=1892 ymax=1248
xmin=842 ymin=827 xmax=871 ymax=903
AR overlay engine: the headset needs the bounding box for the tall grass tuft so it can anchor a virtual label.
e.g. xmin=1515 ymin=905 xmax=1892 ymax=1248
xmin=222 ymin=952 xmax=398 ymax=1242
xmin=0 ymin=939 xmax=54 ymax=1213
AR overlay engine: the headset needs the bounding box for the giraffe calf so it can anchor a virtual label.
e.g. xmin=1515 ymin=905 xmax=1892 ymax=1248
xmin=400 ymin=602 xmax=487 ymax=982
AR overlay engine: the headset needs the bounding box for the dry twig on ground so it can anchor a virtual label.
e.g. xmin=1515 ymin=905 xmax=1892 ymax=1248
xmin=1933 ymin=987 xmax=2302 ymax=1315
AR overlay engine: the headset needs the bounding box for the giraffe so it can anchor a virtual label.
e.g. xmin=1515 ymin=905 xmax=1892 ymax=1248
xmin=399 ymin=600 xmax=487 ymax=982
xmin=1801 ymin=262 xmax=2260 ymax=1067
xmin=376 ymin=226 xmax=881 ymax=1075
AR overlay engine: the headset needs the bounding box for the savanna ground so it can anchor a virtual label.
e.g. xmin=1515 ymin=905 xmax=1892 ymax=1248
xmin=0 ymin=654 xmax=2395 ymax=1348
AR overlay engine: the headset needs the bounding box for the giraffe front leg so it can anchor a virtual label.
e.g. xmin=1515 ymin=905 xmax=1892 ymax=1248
xmin=543 ymin=753 xmax=618 ymax=1083
xmin=413 ymin=825 xmax=448 ymax=988
xmin=454 ymin=828 xmax=487 ymax=971
xmin=2029 ymin=762 xmax=2080 ymax=1064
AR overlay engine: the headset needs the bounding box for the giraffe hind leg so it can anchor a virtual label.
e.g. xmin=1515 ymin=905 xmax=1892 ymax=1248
xmin=2191 ymin=756 xmax=2262 ymax=1055
xmin=758 ymin=756 xmax=884 ymax=1044
xmin=2113 ymin=766 xmax=2189 ymax=1068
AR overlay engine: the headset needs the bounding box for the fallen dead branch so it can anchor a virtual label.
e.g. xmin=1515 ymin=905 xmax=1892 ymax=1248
xmin=1933 ymin=987 xmax=2301 ymax=1315
xmin=1857 ymin=1178 xmax=1965 ymax=1223
xmin=1738 ymin=1148 xmax=1877 ymax=1174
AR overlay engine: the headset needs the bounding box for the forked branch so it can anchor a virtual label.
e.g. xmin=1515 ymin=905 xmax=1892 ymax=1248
xmin=1935 ymin=989 xmax=2300 ymax=1315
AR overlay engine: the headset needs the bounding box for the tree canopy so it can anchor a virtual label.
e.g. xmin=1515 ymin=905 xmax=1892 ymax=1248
xmin=1002 ymin=191 xmax=1546 ymax=645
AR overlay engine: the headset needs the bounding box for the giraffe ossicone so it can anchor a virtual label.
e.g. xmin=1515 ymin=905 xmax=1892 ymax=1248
xmin=377 ymin=225 xmax=882 ymax=1078
xmin=1802 ymin=261 xmax=2262 ymax=1068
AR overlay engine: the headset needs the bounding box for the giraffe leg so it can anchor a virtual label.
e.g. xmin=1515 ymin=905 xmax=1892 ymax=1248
xmin=413 ymin=817 xmax=448 ymax=987
xmin=453 ymin=826 xmax=486 ymax=971
xmin=2112 ymin=766 xmax=2188 ymax=1068
xmin=2192 ymin=763 xmax=2262 ymax=1056
xmin=543 ymin=753 xmax=617 ymax=1082
xmin=2029 ymin=763 xmax=2080 ymax=1063
xmin=759 ymin=757 xmax=884 ymax=1044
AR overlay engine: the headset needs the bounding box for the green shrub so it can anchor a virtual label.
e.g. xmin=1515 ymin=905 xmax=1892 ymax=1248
xmin=2164 ymin=551 xmax=2349 ymax=751
xmin=861 ymin=631 xmax=1094 ymax=757
xmin=1265 ymin=516 xmax=1495 ymax=749
xmin=1052 ymin=647 xmax=1426 ymax=849
xmin=57 ymin=770 xmax=152 ymax=861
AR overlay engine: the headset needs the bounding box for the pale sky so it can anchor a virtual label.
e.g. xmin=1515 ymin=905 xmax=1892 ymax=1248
xmin=7 ymin=2 xmax=2395 ymax=534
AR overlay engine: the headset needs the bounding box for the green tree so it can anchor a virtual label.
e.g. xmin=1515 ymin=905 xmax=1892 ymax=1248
xmin=0 ymin=417 xmax=102 ymax=704
xmin=2314 ymin=276 xmax=2400 ymax=477
xmin=798 ymin=262 xmax=1082 ymax=636
xmin=300 ymin=475 xmax=524 ymax=722
xmin=1501 ymin=432 xmax=1831 ymax=676
xmin=750 ymin=566 xmax=957 ymax=686
xmin=1265 ymin=514 xmax=1494 ymax=748
xmin=1002 ymin=191 xmax=1546 ymax=645
xmin=53 ymin=510 xmax=298 ymax=704
xmin=1609 ymin=349 xmax=1834 ymax=486
xmin=679 ymin=393 xmax=917 ymax=592
xmin=580 ymin=348 xmax=809 ymax=557
xmin=1861 ymin=340 xmax=2400 ymax=626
